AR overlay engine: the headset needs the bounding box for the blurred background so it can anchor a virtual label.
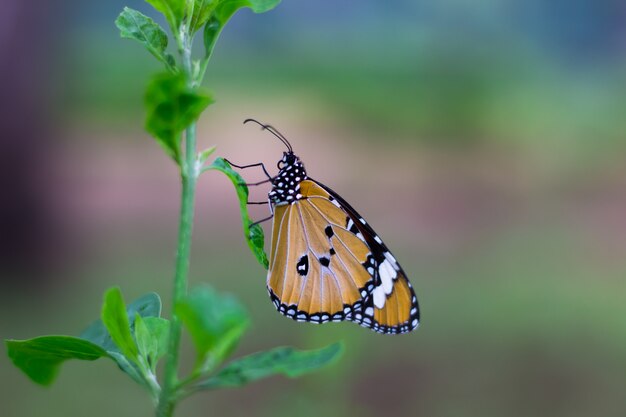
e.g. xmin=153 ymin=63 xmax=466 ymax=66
xmin=2 ymin=0 xmax=626 ymax=416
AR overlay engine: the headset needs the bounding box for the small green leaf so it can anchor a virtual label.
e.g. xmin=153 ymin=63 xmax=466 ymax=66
xmin=176 ymin=285 xmax=249 ymax=371
xmin=203 ymin=15 xmax=222 ymax=62
xmin=145 ymin=72 xmax=213 ymax=163
xmin=197 ymin=146 xmax=217 ymax=167
xmin=145 ymin=0 xmax=185 ymax=31
xmin=190 ymin=0 xmax=217 ymax=34
xmin=135 ymin=315 xmax=170 ymax=371
xmin=5 ymin=336 xmax=107 ymax=386
xmin=144 ymin=317 xmax=170 ymax=362
xmin=80 ymin=292 xmax=162 ymax=352
xmin=101 ymin=287 xmax=139 ymax=361
xmin=115 ymin=7 xmax=174 ymax=70
xmin=198 ymin=342 xmax=343 ymax=389
xmin=205 ymin=157 xmax=268 ymax=268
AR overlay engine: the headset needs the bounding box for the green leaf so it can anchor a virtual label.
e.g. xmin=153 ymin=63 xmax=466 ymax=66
xmin=80 ymin=292 xmax=162 ymax=352
xmin=101 ymin=287 xmax=138 ymax=361
xmin=145 ymin=0 xmax=185 ymax=31
xmin=190 ymin=0 xmax=217 ymax=34
xmin=115 ymin=7 xmax=174 ymax=70
xmin=197 ymin=146 xmax=217 ymax=167
xmin=198 ymin=342 xmax=343 ymax=389
xmin=202 ymin=15 xmax=222 ymax=63
xmin=246 ymin=0 xmax=283 ymax=13
xmin=134 ymin=315 xmax=170 ymax=371
xmin=205 ymin=157 xmax=268 ymax=268
xmin=145 ymin=72 xmax=213 ymax=163
xmin=176 ymin=285 xmax=250 ymax=372
xmin=5 ymin=336 xmax=108 ymax=386
xmin=214 ymin=0 xmax=281 ymax=20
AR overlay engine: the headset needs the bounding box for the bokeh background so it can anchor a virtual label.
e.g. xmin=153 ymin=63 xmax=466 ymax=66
xmin=2 ymin=1 xmax=626 ymax=416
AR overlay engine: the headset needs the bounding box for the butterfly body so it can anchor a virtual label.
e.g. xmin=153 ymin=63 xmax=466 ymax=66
xmin=265 ymin=150 xmax=420 ymax=335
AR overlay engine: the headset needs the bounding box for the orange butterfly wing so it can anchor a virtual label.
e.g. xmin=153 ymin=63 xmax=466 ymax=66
xmin=268 ymin=179 xmax=419 ymax=334
xmin=267 ymin=180 xmax=376 ymax=323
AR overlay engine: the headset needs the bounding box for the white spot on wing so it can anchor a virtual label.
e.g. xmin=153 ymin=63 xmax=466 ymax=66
xmin=380 ymin=259 xmax=397 ymax=294
xmin=372 ymin=286 xmax=386 ymax=309
xmin=364 ymin=307 xmax=374 ymax=316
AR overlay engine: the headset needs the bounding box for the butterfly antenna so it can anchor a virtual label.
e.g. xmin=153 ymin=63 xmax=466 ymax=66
xmin=244 ymin=118 xmax=293 ymax=153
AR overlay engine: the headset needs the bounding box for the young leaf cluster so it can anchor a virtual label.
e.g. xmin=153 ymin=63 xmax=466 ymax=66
xmin=7 ymin=289 xmax=167 ymax=403
xmin=115 ymin=0 xmax=282 ymax=167
xmin=6 ymin=286 xmax=342 ymax=403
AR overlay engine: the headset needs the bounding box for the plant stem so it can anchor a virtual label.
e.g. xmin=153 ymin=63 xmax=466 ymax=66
xmin=157 ymin=9 xmax=201 ymax=417
xmin=156 ymin=123 xmax=197 ymax=417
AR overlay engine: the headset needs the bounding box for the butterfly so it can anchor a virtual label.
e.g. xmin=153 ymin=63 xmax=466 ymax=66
xmin=231 ymin=119 xmax=420 ymax=334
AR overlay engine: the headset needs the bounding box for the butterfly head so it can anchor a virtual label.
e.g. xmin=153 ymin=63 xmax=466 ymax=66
xmin=278 ymin=151 xmax=298 ymax=168
xmin=270 ymin=152 xmax=308 ymax=205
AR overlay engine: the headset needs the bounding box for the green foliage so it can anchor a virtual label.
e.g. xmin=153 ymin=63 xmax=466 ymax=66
xmin=197 ymin=145 xmax=217 ymax=166
xmin=171 ymin=286 xmax=343 ymax=398
xmin=6 ymin=290 xmax=167 ymax=391
xmin=81 ymin=290 xmax=167 ymax=392
xmin=80 ymin=292 xmax=162 ymax=351
xmin=190 ymin=0 xmax=216 ymax=34
xmin=176 ymin=285 xmax=250 ymax=372
xmin=115 ymin=7 xmax=175 ymax=70
xmin=144 ymin=73 xmax=213 ymax=163
xmin=5 ymin=337 xmax=107 ymax=386
xmin=116 ymin=0 xmax=282 ymax=166
xmin=198 ymin=343 xmax=344 ymax=389
xmin=205 ymin=157 xmax=269 ymax=269
xmin=135 ymin=315 xmax=170 ymax=372
xmin=101 ymin=287 xmax=140 ymax=361
xmin=145 ymin=0 xmax=186 ymax=32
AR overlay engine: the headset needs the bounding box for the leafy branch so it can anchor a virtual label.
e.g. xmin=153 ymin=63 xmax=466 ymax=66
xmin=5 ymin=1 xmax=343 ymax=416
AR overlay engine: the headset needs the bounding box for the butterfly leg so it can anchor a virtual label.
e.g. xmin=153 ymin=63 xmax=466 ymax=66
xmin=224 ymin=159 xmax=273 ymax=180
xmin=223 ymin=159 xmax=274 ymax=206
xmin=250 ymin=214 xmax=273 ymax=227
xmin=224 ymin=159 xmax=274 ymax=187
xmin=245 ymin=178 xmax=273 ymax=186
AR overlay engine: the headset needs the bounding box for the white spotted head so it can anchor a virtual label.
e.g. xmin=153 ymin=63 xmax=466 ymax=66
xmin=269 ymin=151 xmax=308 ymax=205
